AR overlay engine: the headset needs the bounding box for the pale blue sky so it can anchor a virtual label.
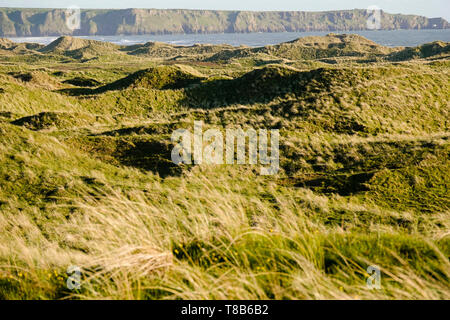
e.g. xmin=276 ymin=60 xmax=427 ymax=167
xmin=0 ymin=0 xmax=449 ymax=20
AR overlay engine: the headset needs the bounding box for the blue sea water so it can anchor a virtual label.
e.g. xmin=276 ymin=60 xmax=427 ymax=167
xmin=7 ymin=29 xmax=450 ymax=48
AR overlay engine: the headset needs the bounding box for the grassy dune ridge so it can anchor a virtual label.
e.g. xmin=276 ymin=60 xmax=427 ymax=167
xmin=0 ymin=34 xmax=448 ymax=299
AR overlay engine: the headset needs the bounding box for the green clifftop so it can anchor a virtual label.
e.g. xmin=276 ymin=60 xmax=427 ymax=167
xmin=0 ymin=8 xmax=448 ymax=37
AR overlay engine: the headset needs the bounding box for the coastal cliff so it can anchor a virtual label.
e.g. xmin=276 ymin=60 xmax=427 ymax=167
xmin=0 ymin=8 xmax=448 ymax=37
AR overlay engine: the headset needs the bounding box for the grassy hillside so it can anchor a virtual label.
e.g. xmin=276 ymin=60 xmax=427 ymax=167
xmin=0 ymin=34 xmax=448 ymax=300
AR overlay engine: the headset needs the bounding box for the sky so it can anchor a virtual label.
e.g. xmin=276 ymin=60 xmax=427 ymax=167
xmin=0 ymin=0 xmax=449 ymax=20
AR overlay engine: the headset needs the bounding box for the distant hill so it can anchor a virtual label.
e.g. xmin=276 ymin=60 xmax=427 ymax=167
xmin=0 ymin=8 xmax=448 ymax=37
xmin=388 ymin=41 xmax=450 ymax=61
xmin=0 ymin=36 xmax=43 ymax=53
xmin=100 ymin=65 xmax=206 ymax=91
xmin=1 ymin=34 xmax=448 ymax=65
xmin=39 ymin=36 xmax=120 ymax=53
xmin=207 ymin=34 xmax=397 ymax=62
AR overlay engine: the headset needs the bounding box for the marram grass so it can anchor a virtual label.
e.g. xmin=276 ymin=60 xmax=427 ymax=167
xmin=0 ymin=34 xmax=449 ymax=300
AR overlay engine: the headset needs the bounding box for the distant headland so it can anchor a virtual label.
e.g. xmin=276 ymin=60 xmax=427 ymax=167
xmin=0 ymin=8 xmax=448 ymax=37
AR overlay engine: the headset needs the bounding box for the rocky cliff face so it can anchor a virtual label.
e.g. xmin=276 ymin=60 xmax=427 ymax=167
xmin=0 ymin=8 xmax=448 ymax=37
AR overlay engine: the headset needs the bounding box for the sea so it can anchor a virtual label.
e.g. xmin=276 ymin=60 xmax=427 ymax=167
xmin=7 ymin=29 xmax=450 ymax=48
